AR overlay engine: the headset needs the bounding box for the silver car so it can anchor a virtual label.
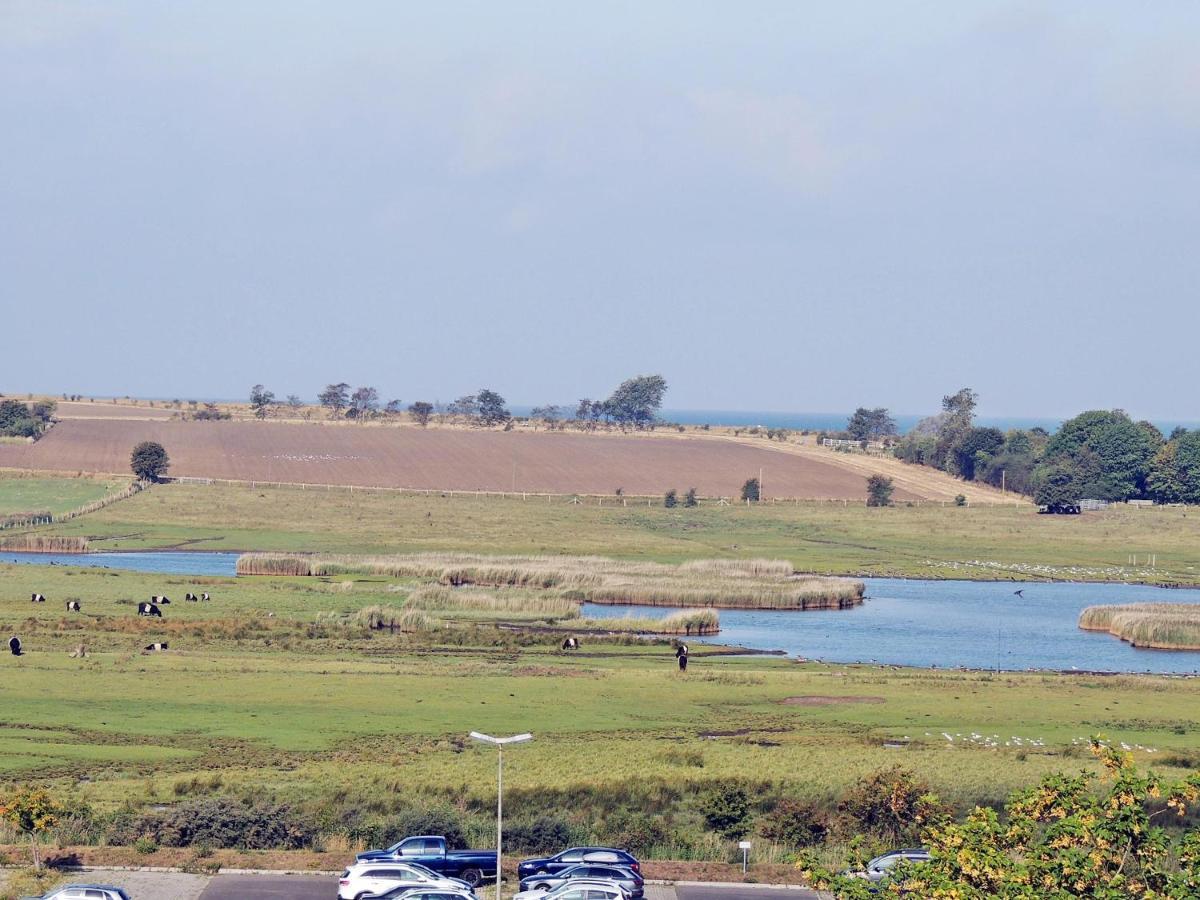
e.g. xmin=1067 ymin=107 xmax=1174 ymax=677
xmin=23 ymin=887 xmax=132 ymax=900
xmin=513 ymin=880 xmax=629 ymax=900
xmin=845 ymin=848 xmax=932 ymax=883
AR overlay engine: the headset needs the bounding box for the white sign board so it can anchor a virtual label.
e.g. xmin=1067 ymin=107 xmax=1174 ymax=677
xmin=738 ymin=841 xmax=752 ymax=849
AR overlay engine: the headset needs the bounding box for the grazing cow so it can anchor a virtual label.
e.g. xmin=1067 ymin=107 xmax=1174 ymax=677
xmin=30 ymin=593 xmax=45 ymax=603
xmin=200 ymin=592 xmax=210 ymax=602
xmin=151 ymin=595 xmax=171 ymax=605
xmin=676 ymin=644 xmax=689 ymax=672
xmin=561 ymin=637 xmax=579 ymax=651
xmin=9 ymin=636 xmax=21 ymax=656
xmin=69 ymin=644 xmax=87 ymax=659
xmin=66 ymin=600 xmax=81 ymax=612
xmin=143 ymin=642 xmax=169 ymax=652
xmin=138 ymin=602 xmax=163 ymax=618
xmin=185 ymin=592 xmax=197 ymax=602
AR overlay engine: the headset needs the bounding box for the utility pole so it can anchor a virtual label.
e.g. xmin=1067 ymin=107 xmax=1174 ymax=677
xmin=1001 ymin=469 xmax=1006 ymax=493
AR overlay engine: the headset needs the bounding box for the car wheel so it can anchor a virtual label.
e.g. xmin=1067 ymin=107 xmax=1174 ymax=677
xmin=536 ymin=884 xmax=552 ymax=892
xmin=461 ymin=868 xmax=483 ymax=887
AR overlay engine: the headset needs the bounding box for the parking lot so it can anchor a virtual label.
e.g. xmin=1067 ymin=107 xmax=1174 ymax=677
xmin=12 ymin=871 xmax=823 ymax=900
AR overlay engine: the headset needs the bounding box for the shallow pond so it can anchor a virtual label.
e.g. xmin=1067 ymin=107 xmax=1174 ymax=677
xmin=6 ymin=552 xmax=1198 ymax=673
xmin=584 ymin=578 xmax=1200 ymax=674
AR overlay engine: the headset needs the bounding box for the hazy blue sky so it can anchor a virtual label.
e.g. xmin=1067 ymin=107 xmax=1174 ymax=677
xmin=3 ymin=2 xmax=1198 ymax=418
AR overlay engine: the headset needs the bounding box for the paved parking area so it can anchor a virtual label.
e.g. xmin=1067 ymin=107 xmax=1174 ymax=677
xmin=12 ymin=871 xmax=820 ymax=900
xmin=199 ymin=872 xmax=332 ymax=899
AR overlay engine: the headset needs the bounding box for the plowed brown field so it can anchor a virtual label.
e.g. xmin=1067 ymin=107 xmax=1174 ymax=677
xmin=0 ymin=420 xmax=924 ymax=499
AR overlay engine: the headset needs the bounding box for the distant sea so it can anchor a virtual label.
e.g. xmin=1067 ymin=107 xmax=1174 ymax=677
xmin=512 ymin=407 xmax=1198 ymax=436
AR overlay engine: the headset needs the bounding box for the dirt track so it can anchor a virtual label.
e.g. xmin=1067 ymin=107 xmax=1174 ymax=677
xmin=0 ymin=420 xmax=925 ymax=499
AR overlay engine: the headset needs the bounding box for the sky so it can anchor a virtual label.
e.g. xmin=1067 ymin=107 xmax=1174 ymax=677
xmin=2 ymin=2 xmax=1198 ymax=419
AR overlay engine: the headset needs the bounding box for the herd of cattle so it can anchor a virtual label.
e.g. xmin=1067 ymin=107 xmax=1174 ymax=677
xmin=11 ymin=591 xmax=213 ymax=657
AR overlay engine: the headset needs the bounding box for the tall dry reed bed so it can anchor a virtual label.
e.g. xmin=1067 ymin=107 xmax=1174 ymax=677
xmin=237 ymin=552 xmax=864 ymax=611
xmin=579 ymin=608 xmax=719 ymax=635
xmin=0 ymin=534 xmax=88 ymax=553
xmin=1079 ymin=603 xmax=1200 ymax=650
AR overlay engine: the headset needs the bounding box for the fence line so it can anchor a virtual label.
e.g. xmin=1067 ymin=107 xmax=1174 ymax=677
xmin=0 ymin=479 xmax=147 ymax=531
xmin=163 ymin=476 xmax=1025 ymax=507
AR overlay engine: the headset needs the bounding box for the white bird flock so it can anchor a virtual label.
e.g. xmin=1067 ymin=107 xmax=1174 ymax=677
xmin=912 ymin=732 xmax=1160 ymax=752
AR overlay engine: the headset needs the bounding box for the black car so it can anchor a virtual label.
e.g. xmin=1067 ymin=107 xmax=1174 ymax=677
xmin=518 ymin=848 xmax=640 ymax=880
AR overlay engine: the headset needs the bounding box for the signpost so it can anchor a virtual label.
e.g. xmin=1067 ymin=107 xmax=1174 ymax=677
xmin=739 ymin=840 xmax=752 ymax=875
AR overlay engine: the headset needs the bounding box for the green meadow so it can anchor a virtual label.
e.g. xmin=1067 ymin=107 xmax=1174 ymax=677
xmin=27 ymin=480 xmax=1200 ymax=584
xmin=0 ymin=474 xmax=128 ymax=518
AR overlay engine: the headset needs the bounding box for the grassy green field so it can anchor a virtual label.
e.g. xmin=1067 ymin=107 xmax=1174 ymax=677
xmin=0 ymin=474 xmax=128 ymax=517
xmin=0 ymin=562 xmax=1195 ymax=854
xmin=27 ymin=480 xmax=1200 ymax=584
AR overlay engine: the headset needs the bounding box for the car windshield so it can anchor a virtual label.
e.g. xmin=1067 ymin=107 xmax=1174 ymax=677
xmin=409 ymin=863 xmax=439 ymax=878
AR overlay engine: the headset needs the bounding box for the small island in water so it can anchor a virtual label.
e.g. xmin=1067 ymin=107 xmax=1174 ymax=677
xmin=1079 ymin=603 xmax=1200 ymax=651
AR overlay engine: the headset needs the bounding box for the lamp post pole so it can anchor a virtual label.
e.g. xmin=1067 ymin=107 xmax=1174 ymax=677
xmin=470 ymin=731 xmax=532 ymax=900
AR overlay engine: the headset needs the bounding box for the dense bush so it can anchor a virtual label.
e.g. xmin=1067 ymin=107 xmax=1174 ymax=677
xmin=119 ymin=798 xmax=314 ymax=850
xmin=698 ymin=784 xmax=752 ymax=838
xmin=834 ymin=766 xmax=946 ymax=845
xmin=597 ymin=810 xmax=669 ymax=855
xmin=346 ymin=805 xmax=466 ymax=850
xmin=505 ymin=814 xmax=576 ymax=854
xmin=759 ymin=798 xmax=828 ymax=848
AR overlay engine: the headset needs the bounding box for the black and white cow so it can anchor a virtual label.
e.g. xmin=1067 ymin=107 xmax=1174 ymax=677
xmin=150 ymin=595 xmax=171 ymax=605
xmin=561 ymin=637 xmax=579 ymax=651
xmin=66 ymin=600 xmax=81 ymax=612
xmin=200 ymin=592 xmax=210 ymax=602
xmin=138 ymin=602 xmax=163 ymax=618
xmin=185 ymin=592 xmax=198 ymax=602
xmin=143 ymin=642 xmax=169 ymax=652
xmin=8 ymin=636 xmax=21 ymax=656
xmin=30 ymin=593 xmax=45 ymax=603
xmin=676 ymin=643 xmax=689 ymax=672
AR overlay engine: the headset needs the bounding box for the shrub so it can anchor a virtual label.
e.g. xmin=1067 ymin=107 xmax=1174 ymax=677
xmin=954 ymin=494 xmax=967 ymax=507
xmin=835 ymin=766 xmax=946 ymax=845
xmin=664 ymin=489 xmax=678 ymax=508
xmin=130 ymin=798 xmax=314 ymax=850
xmin=684 ymin=487 xmax=698 ymax=507
xmin=740 ymin=478 xmax=760 ymax=502
xmin=505 ymin=815 xmax=575 ymax=854
xmin=759 ymin=798 xmax=828 ymax=848
xmin=597 ymin=811 xmax=669 ymax=856
xmin=348 ymin=806 xmax=467 ymax=850
xmin=133 ymin=835 xmax=158 ymax=855
xmin=698 ymin=784 xmax=752 ymax=838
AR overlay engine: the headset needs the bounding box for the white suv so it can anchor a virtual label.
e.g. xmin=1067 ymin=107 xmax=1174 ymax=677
xmin=338 ymin=862 xmax=473 ymax=900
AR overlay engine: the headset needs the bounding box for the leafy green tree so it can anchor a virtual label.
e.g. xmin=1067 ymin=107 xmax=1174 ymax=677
xmin=530 ymin=405 xmax=562 ymax=422
xmin=285 ymin=394 xmax=304 ymax=413
xmin=383 ymin=399 xmax=403 ymax=416
xmin=741 ymin=477 xmax=760 ymax=502
xmin=407 ymin=401 xmax=433 ymax=427
xmin=1148 ymin=430 xmax=1200 ymax=504
xmin=1033 ymin=463 xmax=1082 ymax=513
xmin=0 ymin=399 xmax=28 ymax=431
xmin=249 ymin=384 xmax=275 ymax=419
xmin=604 ymin=375 xmax=668 ymax=427
xmin=866 ymin=474 xmax=894 ymax=507
xmin=803 ymin=744 xmax=1200 ymax=899
xmin=130 ymin=441 xmax=169 ymax=482
xmin=846 ymin=407 xmax=896 ymax=441
xmin=1038 ymin=409 xmax=1161 ymax=500
xmin=663 ymin=488 xmax=678 ymax=508
xmin=318 ymin=383 xmax=350 ymax=418
xmin=0 ymin=786 xmax=66 ymax=870
xmin=448 ymin=395 xmax=479 ymax=420
xmin=476 ymin=389 xmax=511 ymax=426
xmin=952 ymin=426 xmax=1004 ymax=481
xmin=684 ymin=487 xmax=698 ymax=507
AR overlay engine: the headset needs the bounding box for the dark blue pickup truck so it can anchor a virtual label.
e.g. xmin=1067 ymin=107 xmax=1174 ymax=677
xmin=357 ymin=835 xmax=497 ymax=887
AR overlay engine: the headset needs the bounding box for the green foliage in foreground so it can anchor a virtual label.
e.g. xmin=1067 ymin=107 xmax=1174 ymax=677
xmin=805 ymin=745 xmax=1200 ymax=899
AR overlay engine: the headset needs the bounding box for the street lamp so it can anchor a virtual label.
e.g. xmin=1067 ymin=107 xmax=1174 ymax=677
xmin=470 ymin=731 xmax=532 ymax=900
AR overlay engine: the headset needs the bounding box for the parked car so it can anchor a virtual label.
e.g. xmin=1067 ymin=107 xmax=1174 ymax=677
xmin=518 ymin=864 xmax=643 ymax=899
xmin=21 ymin=887 xmax=131 ymax=900
xmin=517 ymin=847 xmax=641 ymax=879
xmin=338 ymin=861 xmax=474 ymax=900
xmin=361 ymin=889 xmax=477 ymax=900
xmin=357 ymin=835 xmax=498 ymax=887
xmin=843 ymin=848 xmax=932 ymax=883
xmin=513 ymin=879 xmax=631 ymax=900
